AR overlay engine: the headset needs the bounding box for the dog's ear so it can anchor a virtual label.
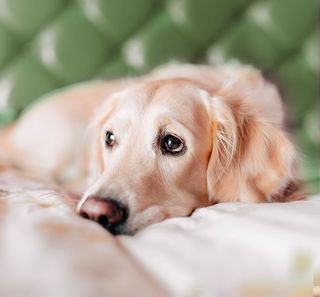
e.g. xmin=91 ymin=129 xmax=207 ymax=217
xmin=204 ymin=70 xmax=302 ymax=203
xmin=205 ymin=95 xmax=238 ymax=200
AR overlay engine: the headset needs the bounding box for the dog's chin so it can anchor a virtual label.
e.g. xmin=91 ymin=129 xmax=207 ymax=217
xmin=119 ymin=217 xmax=163 ymax=236
xmin=99 ymin=215 xmax=159 ymax=236
xmin=115 ymin=206 xmax=167 ymax=235
xmin=105 ymin=223 xmax=130 ymax=236
xmin=106 ymin=222 xmax=141 ymax=236
xmin=119 ymin=205 xmax=193 ymax=235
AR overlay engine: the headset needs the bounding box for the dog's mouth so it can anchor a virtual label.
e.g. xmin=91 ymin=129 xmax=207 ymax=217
xmin=96 ymin=210 xmax=130 ymax=236
xmin=98 ymin=219 xmax=128 ymax=235
xmin=80 ymin=211 xmax=131 ymax=235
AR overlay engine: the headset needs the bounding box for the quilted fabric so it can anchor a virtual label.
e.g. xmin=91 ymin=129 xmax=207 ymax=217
xmin=0 ymin=0 xmax=318 ymax=191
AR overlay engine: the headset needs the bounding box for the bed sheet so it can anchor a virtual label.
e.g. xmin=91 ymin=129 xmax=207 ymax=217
xmin=0 ymin=170 xmax=319 ymax=297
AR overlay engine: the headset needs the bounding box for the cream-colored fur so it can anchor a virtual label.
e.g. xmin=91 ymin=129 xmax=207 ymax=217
xmin=0 ymin=64 xmax=302 ymax=233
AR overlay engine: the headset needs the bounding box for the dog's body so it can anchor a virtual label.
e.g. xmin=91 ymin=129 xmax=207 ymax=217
xmin=0 ymin=64 xmax=302 ymax=234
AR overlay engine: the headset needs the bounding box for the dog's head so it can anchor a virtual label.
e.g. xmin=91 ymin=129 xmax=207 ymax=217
xmin=77 ymin=67 xmax=301 ymax=235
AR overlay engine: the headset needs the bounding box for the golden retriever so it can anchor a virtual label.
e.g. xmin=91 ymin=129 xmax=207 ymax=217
xmin=0 ymin=64 xmax=302 ymax=234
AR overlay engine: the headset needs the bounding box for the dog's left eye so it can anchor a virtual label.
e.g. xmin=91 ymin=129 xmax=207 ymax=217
xmin=105 ymin=131 xmax=116 ymax=148
xmin=161 ymin=134 xmax=185 ymax=155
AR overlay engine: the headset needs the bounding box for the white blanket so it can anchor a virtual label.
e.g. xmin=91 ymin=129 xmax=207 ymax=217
xmin=0 ymin=170 xmax=319 ymax=297
xmin=123 ymin=199 xmax=320 ymax=297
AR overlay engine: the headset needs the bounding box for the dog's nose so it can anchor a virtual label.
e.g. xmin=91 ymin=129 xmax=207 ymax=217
xmin=79 ymin=197 xmax=128 ymax=234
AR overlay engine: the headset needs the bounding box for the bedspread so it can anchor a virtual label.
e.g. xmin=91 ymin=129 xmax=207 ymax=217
xmin=0 ymin=170 xmax=319 ymax=297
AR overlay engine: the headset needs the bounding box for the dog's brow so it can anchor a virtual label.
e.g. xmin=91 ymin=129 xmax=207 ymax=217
xmin=145 ymin=80 xmax=167 ymax=99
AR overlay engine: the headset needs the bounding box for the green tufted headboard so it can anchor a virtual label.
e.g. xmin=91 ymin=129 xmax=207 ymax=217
xmin=0 ymin=0 xmax=318 ymax=192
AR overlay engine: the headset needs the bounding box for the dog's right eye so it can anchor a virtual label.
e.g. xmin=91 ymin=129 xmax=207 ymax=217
xmin=105 ymin=131 xmax=116 ymax=148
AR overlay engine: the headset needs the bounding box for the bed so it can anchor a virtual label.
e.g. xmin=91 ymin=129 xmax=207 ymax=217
xmin=0 ymin=169 xmax=319 ymax=297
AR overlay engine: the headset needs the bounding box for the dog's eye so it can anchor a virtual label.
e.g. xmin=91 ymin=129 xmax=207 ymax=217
xmin=105 ymin=131 xmax=116 ymax=148
xmin=161 ymin=134 xmax=185 ymax=155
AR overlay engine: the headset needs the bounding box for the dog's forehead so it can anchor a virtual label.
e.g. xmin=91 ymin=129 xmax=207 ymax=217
xmin=116 ymin=79 xmax=207 ymax=117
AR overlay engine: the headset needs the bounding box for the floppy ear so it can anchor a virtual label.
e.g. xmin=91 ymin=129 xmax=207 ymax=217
xmin=205 ymin=71 xmax=303 ymax=203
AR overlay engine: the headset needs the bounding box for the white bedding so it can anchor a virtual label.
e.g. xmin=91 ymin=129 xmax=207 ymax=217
xmin=0 ymin=170 xmax=319 ymax=297
xmin=124 ymin=199 xmax=320 ymax=297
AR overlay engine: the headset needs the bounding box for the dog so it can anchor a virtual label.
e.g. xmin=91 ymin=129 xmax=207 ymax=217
xmin=0 ymin=64 xmax=302 ymax=234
